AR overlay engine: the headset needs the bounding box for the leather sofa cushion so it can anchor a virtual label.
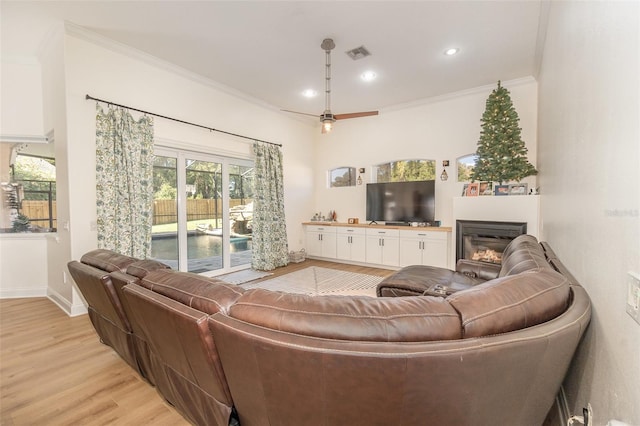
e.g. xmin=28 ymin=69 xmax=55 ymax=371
xmin=139 ymin=269 xmax=244 ymax=315
xmin=447 ymin=269 xmax=570 ymax=338
xmin=229 ymin=289 xmax=462 ymax=342
xmin=81 ymin=249 xmax=137 ymax=273
xmin=377 ymin=265 xmax=484 ymax=297
xmin=499 ymin=235 xmax=551 ymax=277
xmin=126 ymin=259 xmax=171 ymax=279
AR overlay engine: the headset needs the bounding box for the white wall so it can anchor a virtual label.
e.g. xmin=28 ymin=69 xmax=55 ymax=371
xmin=0 ymin=234 xmax=48 ymax=298
xmin=310 ymin=79 xmax=538 ymax=228
xmin=538 ymin=2 xmax=640 ymax=424
xmin=47 ymin=28 xmax=315 ymax=311
xmin=0 ymin=57 xmax=44 ymax=136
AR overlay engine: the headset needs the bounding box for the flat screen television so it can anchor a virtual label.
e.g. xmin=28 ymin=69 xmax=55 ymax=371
xmin=366 ymin=180 xmax=436 ymax=224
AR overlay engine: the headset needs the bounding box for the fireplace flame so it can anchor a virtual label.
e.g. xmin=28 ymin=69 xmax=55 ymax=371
xmin=472 ymin=249 xmax=502 ymax=264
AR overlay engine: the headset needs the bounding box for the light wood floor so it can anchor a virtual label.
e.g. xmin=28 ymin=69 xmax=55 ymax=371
xmin=0 ymin=260 xmax=394 ymax=425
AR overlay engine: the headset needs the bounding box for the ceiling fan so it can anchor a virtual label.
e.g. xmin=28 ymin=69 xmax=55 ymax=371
xmin=283 ymin=38 xmax=379 ymax=134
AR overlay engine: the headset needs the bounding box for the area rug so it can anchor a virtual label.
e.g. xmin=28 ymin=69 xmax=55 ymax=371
xmin=241 ymin=266 xmax=384 ymax=297
xmin=217 ymin=269 xmax=272 ymax=285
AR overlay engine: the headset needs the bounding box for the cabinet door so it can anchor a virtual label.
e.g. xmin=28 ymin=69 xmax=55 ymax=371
xmin=350 ymin=234 xmax=367 ymax=263
xmin=306 ymin=231 xmax=323 ymax=257
xmin=422 ymin=239 xmax=448 ymax=268
xmin=336 ymin=233 xmax=352 ymax=260
xmin=321 ymin=232 xmax=337 ymax=259
xmin=381 ymin=236 xmax=400 ymax=267
xmin=365 ymin=235 xmax=383 ymax=265
xmin=399 ymin=238 xmax=423 ymax=267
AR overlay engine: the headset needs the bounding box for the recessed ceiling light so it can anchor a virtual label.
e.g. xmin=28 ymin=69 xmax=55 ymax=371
xmin=444 ymin=48 xmax=460 ymax=56
xmin=361 ymin=71 xmax=377 ymax=82
xmin=302 ymin=89 xmax=317 ymax=98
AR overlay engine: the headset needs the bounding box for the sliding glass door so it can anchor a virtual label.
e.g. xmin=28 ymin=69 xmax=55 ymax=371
xmin=151 ymin=148 xmax=253 ymax=275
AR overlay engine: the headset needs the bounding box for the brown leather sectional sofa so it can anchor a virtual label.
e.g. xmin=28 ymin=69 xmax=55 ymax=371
xmin=68 ymin=235 xmax=591 ymax=426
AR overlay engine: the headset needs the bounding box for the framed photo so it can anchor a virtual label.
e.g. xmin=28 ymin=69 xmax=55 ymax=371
xmin=508 ymin=183 xmax=528 ymax=196
xmin=461 ymin=184 xmax=469 ymax=196
xmin=465 ymin=182 xmax=480 ymax=197
xmin=494 ymin=184 xmax=510 ymax=196
xmin=479 ymin=182 xmax=493 ymax=196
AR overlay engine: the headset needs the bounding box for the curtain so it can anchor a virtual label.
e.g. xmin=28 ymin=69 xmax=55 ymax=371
xmin=251 ymin=142 xmax=289 ymax=270
xmin=95 ymin=104 xmax=154 ymax=258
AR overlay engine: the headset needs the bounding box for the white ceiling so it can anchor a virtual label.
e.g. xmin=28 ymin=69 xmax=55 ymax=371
xmin=1 ymin=1 xmax=545 ymax=116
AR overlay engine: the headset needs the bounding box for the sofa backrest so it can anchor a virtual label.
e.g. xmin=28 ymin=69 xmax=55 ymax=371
xmin=123 ymin=272 xmax=243 ymax=425
xmin=67 ymin=260 xmax=138 ymax=371
xmin=229 ymin=289 xmax=462 ymax=342
xmin=109 ymin=259 xmax=170 ymax=385
xmin=499 ymin=234 xmax=552 ymax=277
xmin=447 ymin=268 xmax=571 ymax=338
xmin=80 ymin=249 xmax=137 ymax=273
xmin=138 ymin=269 xmax=244 ymax=314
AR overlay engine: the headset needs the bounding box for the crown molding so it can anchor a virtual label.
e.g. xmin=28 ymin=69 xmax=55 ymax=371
xmin=62 ymin=22 xmax=283 ymax=114
xmin=381 ymin=76 xmax=537 ymax=114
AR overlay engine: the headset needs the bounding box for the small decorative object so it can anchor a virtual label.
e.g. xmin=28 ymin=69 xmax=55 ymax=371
xmin=357 ymin=175 xmax=363 ymax=185
xmin=479 ymin=182 xmax=493 ymax=196
xmin=348 ymin=217 xmax=359 ymax=224
xmin=494 ymin=184 xmax=510 ymax=196
xmin=466 ymin=182 xmax=479 ymax=197
xmin=332 ymin=210 xmax=337 ymax=221
xmin=12 ymin=213 xmax=30 ymax=233
xmin=471 ymin=81 xmax=538 ymax=184
xmin=440 ymin=160 xmax=449 ymax=181
xmin=288 ymin=248 xmax=306 ymax=263
xmin=359 ymin=168 xmax=365 ymax=173
xmin=508 ymin=183 xmax=528 ymax=195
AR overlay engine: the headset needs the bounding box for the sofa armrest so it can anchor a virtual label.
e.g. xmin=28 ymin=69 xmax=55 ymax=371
xmin=455 ymin=259 xmax=501 ymax=280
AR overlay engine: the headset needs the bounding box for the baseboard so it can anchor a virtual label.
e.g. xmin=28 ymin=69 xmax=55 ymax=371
xmin=47 ymin=288 xmax=88 ymax=317
xmin=0 ymin=287 xmax=47 ymax=299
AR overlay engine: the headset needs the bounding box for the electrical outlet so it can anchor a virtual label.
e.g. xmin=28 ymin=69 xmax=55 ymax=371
xmin=627 ymin=272 xmax=640 ymax=325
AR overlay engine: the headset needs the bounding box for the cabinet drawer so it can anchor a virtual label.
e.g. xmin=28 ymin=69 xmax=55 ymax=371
xmin=336 ymin=227 xmax=366 ymax=236
xmin=305 ymin=225 xmax=337 ymax=233
xmin=399 ymin=230 xmax=448 ymax=240
xmin=366 ymin=228 xmax=400 ymax=238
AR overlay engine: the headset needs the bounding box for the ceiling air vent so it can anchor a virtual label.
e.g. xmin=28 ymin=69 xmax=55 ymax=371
xmin=345 ymin=45 xmax=371 ymax=60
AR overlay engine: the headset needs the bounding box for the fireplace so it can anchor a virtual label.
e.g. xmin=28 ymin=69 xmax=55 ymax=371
xmin=456 ymin=220 xmax=527 ymax=264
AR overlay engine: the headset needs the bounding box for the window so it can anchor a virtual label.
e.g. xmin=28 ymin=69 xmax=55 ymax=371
xmin=329 ymin=167 xmax=356 ymax=187
xmin=151 ymin=148 xmax=254 ymax=275
xmin=374 ymin=159 xmax=435 ymax=183
xmin=457 ymin=154 xmax=478 ymax=182
xmin=10 ymin=153 xmax=57 ymax=231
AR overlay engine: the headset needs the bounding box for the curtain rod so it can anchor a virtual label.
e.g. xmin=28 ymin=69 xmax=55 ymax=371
xmin=85 ymin=94 xmax=282 ymax=147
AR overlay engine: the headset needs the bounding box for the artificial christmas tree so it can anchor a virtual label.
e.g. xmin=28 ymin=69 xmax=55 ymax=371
xmin=471 ymin=81 xmax=537 ymax=184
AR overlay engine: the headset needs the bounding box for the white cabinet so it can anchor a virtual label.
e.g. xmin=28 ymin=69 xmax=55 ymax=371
xmin=336 ymin=227 xmax=366 ymax=263
xmin=399 ymin=230 xmax=449 ymax=268
xmin=365 ymin=228 xmax=400 ymax=267
xmin=305 ymin=225 xmax=337 ymax=259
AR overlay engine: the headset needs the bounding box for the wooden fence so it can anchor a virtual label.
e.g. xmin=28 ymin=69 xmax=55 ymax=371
xmin=20 ymin=200 xmax=57 ymax=229
xmin=153 ymin=199 xmax=251 ymax=225
xmin=20 ymin=198 xmax=252 ymax=228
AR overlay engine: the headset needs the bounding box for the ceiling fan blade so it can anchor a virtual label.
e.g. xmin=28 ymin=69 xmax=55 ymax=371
xmin=334 ymin=111 xmax=379 ymax=120
xmin=281 ymin=109 xmax=319 ymax=118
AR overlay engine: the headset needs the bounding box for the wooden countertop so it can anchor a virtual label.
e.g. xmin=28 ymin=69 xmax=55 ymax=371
xmin=302 ymin=222 xmax=452 ymax=232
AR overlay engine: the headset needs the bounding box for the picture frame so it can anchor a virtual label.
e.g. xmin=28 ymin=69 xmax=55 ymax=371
xmin=508 ymin=183 xmax=528 ymax=196
xmin=479 ymin=181 xmax=493 ymax=196
xmin=465 ymin=182 xmax=480 ymax=197
xmin=494 ymin=184 xmax=510 ymax=196
xmin=461 ymin=184 xmax=469 ymax=196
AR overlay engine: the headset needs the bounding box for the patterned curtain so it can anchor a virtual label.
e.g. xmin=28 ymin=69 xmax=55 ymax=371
xmin=95 ymin=104 xmax=154 ymax=258
xmin=251 ymin=142 xmax=289 ymax=270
